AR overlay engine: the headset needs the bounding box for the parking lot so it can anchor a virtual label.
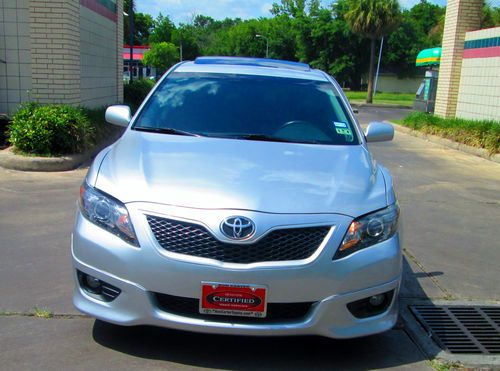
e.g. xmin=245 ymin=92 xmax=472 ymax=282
xmin=1 ymin=107 xmax=499 ymax=370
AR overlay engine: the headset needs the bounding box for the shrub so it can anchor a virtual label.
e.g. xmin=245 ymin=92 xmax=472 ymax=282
xmin=401 ymin=112 xmax=500 ymax=154
xmin=124 ymin=78 xmax=155 ymax=112
xmin=84 ymin=107 xmax=125 ymax=147
xmin=8 ymin=103 xmax=95 ymax=156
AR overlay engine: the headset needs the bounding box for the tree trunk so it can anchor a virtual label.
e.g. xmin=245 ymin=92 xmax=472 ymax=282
xmin=366 ymin=38 xmax=376 ymax=104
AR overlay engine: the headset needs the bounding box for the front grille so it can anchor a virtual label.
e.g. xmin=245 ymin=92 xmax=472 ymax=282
xmin=410 ymin=305 xmax=500 ymax=354
xmin=154 ymin=293 xmax=314 ymax=324
xmin=146 ymin=215 xmax=330 ymax=264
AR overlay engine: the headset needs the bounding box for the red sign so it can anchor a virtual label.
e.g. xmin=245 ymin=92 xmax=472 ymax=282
xmin=200 ymin=283 xmax=267 ymax=318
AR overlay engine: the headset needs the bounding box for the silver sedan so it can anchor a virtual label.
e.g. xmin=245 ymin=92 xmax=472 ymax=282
xmin=72 ymin=57 xmax=401 ymax=339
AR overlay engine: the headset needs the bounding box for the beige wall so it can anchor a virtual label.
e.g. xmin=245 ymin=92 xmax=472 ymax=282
xmin=1 ymin=0 xmax=122 ymax=115
xmin=455 ymin=27 xmax=500 ymax=121
xmin=376 ymin=74 xmax=423 ymax=94
xmin=80 ymin=5 xmax=118 ymax=108
xmin=434 ymin=0 xmax=482 ymax=118
xmin=29 ymin=0 xmax=81 ymax=106
xmin=0 ymin=0 xmax=32 ymax=114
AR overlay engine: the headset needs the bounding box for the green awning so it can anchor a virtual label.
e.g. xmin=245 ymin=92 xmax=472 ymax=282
xmin=416 ymin=47 xmax=441 ymax=67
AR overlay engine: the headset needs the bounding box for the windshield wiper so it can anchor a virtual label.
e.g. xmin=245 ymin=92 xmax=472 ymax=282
xmin=231 ymin=134 xmax=294 ymax=143
xmin=231 ymin=134 xmax=323 ymax=144
xmin=134 ymin=126 xmax=201 ymax=137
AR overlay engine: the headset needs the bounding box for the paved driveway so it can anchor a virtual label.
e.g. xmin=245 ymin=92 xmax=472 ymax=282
xmin=1 ymin=106 xmax=498 ymax=370
xmin=360 ymin=107 xmax=500 ymax=302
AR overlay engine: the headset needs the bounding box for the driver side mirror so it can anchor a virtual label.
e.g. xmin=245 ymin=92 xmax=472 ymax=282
xmin=105 ymin=105 xmax=131 ymax=127
xmin=365 ymin=122 xmax=394 ymax=143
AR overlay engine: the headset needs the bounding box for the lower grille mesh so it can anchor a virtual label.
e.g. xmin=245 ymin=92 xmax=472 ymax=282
xmin=146 ymin=215 xmax=330 ymax=264
xmin=410 ymin=305 xmax=500 ymax=354
xmin=154 ymin=293 xmax=314 ymax=324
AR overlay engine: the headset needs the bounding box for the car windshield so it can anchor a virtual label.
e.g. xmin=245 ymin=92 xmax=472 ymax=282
xmin=133 ymin=72 xmax=359 ymax=145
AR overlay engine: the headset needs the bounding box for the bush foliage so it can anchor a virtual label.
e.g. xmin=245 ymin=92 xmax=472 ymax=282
xmin=124 ymin=79 xmax=155 ymax=112
xmin=8 ymin=103 xmax=95 ymax=156
xmin=401 ymin=112 xmax=500 ymax=155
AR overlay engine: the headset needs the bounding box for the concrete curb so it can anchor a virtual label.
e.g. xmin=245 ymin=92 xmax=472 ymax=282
xmin=0 ymin=147 xmax=97 ymax=172
xmin=351 ymin=103 xmax=413 ymax=110
xmin=389 ymin=122 xmax=500 ymax=164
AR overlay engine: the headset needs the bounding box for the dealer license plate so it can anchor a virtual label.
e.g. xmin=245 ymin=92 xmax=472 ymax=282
xmin=200 ymin=282 xmax=267 ymax=318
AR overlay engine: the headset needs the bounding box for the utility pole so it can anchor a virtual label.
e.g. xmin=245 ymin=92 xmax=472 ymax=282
xmin=373 ymin=37 xmax=384 ymax=97
xmin=128 ymin=0 xmax=134 ymax=82
xmin=255 ymin=34 xmax=269 ymax=58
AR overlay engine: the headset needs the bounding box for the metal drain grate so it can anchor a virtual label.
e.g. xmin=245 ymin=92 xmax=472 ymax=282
xmin=410 ymin=305 xmax=500 ymax=354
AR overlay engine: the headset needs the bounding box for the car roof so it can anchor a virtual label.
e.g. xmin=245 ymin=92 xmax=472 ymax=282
xmin=175 ymin=57 xmax=329 ymax=82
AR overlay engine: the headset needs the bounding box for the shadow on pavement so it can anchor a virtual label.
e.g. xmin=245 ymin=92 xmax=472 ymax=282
xmin=92 ymin=321 xmax=425 ymax=370
xmin=91 ymin=257 xmax=436 ymax=370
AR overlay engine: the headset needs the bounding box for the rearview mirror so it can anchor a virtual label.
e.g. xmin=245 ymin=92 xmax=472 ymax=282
xmin=105 ymin=105 xmax=131 ymax=127
xmin=365 ymin=122 xmax=394 ymax=143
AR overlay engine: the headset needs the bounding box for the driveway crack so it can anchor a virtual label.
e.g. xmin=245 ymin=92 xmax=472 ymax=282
xmin=403 ymin=248 xmax=455 ymax=300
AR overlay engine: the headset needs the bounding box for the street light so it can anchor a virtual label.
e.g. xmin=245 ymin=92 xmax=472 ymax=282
xmin=255 ymin=34 xmax=269 ymax=59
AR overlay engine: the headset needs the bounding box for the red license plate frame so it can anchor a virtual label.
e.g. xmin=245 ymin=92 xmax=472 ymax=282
xmin=200 ymin=282 xmax=267 ymax=318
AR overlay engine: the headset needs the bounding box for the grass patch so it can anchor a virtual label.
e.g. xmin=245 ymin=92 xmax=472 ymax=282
xmin=344 ymin=91 xmax=414 ymax=107
xmin=33 ymin=307 xmax=53 ymax=319
xmin=429 ymin=360 xmax=463 ymax=371
xmin=399 ymin=112 xmax=500 ymax=155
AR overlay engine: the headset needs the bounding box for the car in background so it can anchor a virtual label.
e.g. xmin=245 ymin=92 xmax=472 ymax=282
xmin=72 ymin=57 xmax=401 ymax=339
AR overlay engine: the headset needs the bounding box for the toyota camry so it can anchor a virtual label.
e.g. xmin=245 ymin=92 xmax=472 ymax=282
xmin=72 ymin=57 xmax=401 ymax=339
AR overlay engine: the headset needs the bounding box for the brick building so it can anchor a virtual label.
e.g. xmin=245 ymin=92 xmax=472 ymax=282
xmin=0 ymin=0 xmax=123 ymax=114
xmin=435 ymin=0 xmax=499 ymax=121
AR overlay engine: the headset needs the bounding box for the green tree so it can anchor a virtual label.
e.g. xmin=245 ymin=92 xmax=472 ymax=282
xmin=143 ymin=42 xmax=179 ymax=72
xmin=345 ymin=0 xmax=401 ymax=103
xmin=271 ymin=0 xmax=320 ymax=18
xmin=482 ymin=2 xmax=500 ymax=27
xmin=123 ymin=0 xmax=153 ymax=45
xmin=173 ymin=24 xmax=200 ymax=61
xmin=382 ymin=2 xmax=445 ymax=78
xmin=149 ymin=14 xmax=176 ymax=43
xmin=124 ymin=12 xmax=154 ymax=45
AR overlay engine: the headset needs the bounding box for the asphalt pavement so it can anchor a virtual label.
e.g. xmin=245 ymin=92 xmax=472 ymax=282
xmin=361 ymin=107 xmax=500 ymax=302
xmin=1 ymin=106 xmax=499 ymax=370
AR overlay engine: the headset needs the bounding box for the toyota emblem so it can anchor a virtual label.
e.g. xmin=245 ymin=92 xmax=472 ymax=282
xmin=220 ymin=216 xmax=255 ymax=240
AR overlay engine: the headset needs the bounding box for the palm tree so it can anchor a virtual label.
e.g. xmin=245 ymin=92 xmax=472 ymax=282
xmin=345 ymin=0 xmax=401 ymax=103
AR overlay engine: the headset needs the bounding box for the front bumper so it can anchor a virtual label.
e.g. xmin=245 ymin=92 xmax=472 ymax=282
xmin=72 ymin=204 xmax=402 ymax=339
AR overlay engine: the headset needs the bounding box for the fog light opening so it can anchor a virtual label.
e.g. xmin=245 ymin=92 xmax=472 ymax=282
xmin=347 ymin=290 xmax=395 ymax=319
xmin=369 ymin=294 xmax=385 ymax=307
xmin=85 ymin=274 xmax=102 ymax=291
xmin=77 ymin=270 xmax=121 ymax=302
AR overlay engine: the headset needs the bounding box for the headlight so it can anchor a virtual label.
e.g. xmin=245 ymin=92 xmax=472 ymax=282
xmin=334 ymin=203 xmax=399 ymax=260
xmin=79 ymin=182 xmax=139 ymax=246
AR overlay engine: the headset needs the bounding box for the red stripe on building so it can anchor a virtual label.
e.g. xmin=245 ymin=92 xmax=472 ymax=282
xmin=80 ymin=0 xmax=117 ymax=22
xmin=124 ymin=45 xmax=150 ymax=49
xmin=463 ymin=46 xmax=500 ymax=59
xmin=123 ymin=53 xmax=145 ymax=60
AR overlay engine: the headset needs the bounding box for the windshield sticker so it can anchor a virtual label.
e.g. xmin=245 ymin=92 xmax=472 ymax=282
xmin=336 ymin=128 xmax=352 ymax=135
xmin=333 ymin=121 xmax=347 ymax=128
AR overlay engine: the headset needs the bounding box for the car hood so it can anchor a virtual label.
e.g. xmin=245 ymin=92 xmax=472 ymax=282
xmin=94 ymin=131 xmax=387 ymax=216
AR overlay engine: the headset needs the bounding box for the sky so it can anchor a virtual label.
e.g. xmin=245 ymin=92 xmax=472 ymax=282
xmin=136 ymin=0 xmax=448 ymax=24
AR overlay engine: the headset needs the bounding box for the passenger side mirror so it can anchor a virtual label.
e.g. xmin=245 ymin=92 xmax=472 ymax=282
xmin=365 ymin=122 xmax=394 ymax=143
xmin=105 ymin=105 xmax=131 ymax=127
